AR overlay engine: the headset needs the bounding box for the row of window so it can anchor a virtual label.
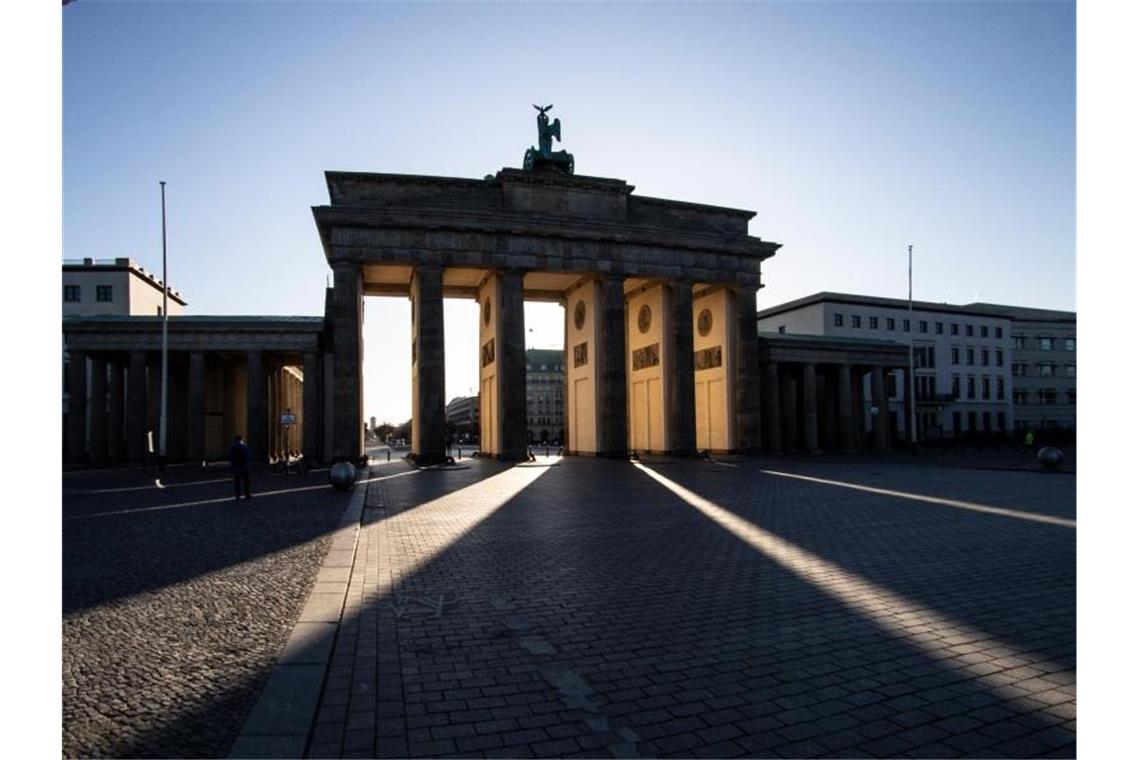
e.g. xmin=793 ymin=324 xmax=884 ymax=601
xmin=1012 ymin=389 xmax=1077 ymax=405
xmin=834 ymin=312 xmax=1004 ymax=339
xmin=949 ymin=346 xmax=1004 ymax=368
xmin=950 ymin=375 xmax=1006 ymax=402
xmin=1012 ymin=336 xmax=1075 ymax=351
xmin=1011 ymin=362 xmax=1076 ymax=378
xmin=64 ymin=285 xmax=114 ymax=303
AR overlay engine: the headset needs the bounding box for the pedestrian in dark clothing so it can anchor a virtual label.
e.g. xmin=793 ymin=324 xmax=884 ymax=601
xmin=228 ymin=434 xmax=253 ymax=500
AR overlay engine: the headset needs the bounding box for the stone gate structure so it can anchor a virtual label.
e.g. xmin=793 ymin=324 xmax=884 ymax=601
xmin=313 ymin=168 xmax=782 ymax=464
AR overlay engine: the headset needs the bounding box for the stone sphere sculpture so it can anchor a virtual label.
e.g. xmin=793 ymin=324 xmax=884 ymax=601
xmin=1037 ymin=446 xmax=1064 ymax=470
xmin=329 ymin=461 xmax=357 ymax=491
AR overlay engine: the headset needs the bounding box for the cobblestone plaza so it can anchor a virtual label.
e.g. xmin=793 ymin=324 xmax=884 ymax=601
xmin=62 ymin=454 xmax=1074 ymax=758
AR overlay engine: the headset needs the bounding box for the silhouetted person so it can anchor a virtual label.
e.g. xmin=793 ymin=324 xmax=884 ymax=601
xmin=228 ymin=434 xmax=253 ymax=500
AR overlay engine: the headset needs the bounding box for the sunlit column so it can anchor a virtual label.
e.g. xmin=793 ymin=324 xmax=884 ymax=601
xmin=246 ymin=350 xmax=267 ymax=462
xmin=564 ymin=279 xmax=603 ymax=454
xmin=126 ymin=351 xmax=147 ymax=463
xmin=332 ymin=260 xmax=364 ymax=461
xmin=802 ymin=362 xmax=820 ymax=454
xmin=412 ymin=263 xmax=446 ymax=464
xmin=88 ymin=354 xmax=108 ymax=465
xmin=187 ymin=351 xmax=205 ymax=463
xmin=599 ymin=274 xmax=628 ymax=457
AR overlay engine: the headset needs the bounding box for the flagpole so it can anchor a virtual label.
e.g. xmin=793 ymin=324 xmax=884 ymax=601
xmin=908 ymin=244 xmax=917 ymax=448
xmin=159 ymin=181 xmax=169 ymax=470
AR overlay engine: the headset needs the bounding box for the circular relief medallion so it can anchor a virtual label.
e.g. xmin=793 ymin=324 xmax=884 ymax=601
xmin=574 ymin=300 xmax=586 ymax=330
xmin=482 ymin=296 xmax=491 ymax=327
xmin=697 ymin=308 xmax=714 ymax=337
xmin=637 ymin=304 xmax=652 ymax=334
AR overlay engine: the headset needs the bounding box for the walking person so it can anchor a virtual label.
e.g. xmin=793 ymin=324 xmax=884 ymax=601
xmin=228 ymin=434 xmax=253 ymax=500
xmin=1022 ymin=428 xmax=1036 ymax=457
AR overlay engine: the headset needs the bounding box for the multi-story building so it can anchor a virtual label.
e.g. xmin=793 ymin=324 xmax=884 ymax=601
xmin=964 ymin=304 xmax=1076 ymax=432
xmin=63 ymin=258 xmax=188 ymax=317
xmin=525 ymin=348 xmax=564 ymax=444
xmin=757 ymin=292 xmax=1019 ymax=440
xmin=445 ymin=395 xmax=479 ymax=442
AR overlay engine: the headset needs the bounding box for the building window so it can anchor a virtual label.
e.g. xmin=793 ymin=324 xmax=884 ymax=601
xmin=96 ymin=285 xmax=113 ymax=302
xmin=834 ymin=313 xmax=844 ymax=327
xmin=156 ymin=306 xmax=163 ymax=315
xmin=868 ymin=316 xmax=878 ymax=329
xmin=981 ymin=349 xmax=989 ymax=366
xmin=1067 ymin=389 xmax=1076 ymax=405
xmin=952 ymin=375 xmax=961 ymax=399
xmin=1038 ymin=362 xmax=1056 ymax=378
xmin=967 ymin=377 xmax=976 ymax=400
xmin=919 ymin=320 xmax=928 ymax=333
xmin=951 ymin=347 xmax=960 ymax=365
xmin=1065 ymin=363 xmax=1075 ymax=378
xmin=777 ymin=325 xmax=786 ymax=333
xmin=1065 ymin=337 xmax=1076 ymax=351
xmin=995 ymin=327 xmax=1004 ymax=339
xmin=966 ymin=324 xmax=974 ymax=337
xmin=851 ymin=315 xmax=861 ymax=328
xmin=935 ymin=322 xmax=944 ymax=335
xmin=888 ymin=373 xmax=898 ymax=398
xmin=980 ymin=325 xmax=989 ymax=338
xmin=1013 ymin=390 xmax=1028 ymax=405
xmin=997 ymin=412 xmax=1006 ymax=431
xmin=1013 ymin=335 xmax=1027 ymax=349
xmin=982 ymin=377 xmax=990 ymax=400
xmin=1011 ymin=362 xmax=1026 ymax=377
xmin=996 ymin=349 xmax=1004 ymax=367
xmin=886 ymin=317 xmax=895 ymax=330
xmin=1038 ymin=389 xmax=1058 ymax=405
xmin=903 ymin=319 xmax=911 ymax=332
xmin=1039 ymin=336 xmax=1054 ymax=350
xmin=966 ymin=348 xmax=975 ymax=365
xmin=64 ymin=285 xmax=80 ymax=302
xmin=951 ymin=323 xmax=959 ymax=336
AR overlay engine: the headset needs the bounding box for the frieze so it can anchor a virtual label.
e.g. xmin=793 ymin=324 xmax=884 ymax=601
xmin=695 ymin=345 xmax=722 ymax=371
xmin=482 ymin=338 xmax=496 ymax=367
xmin=573 ymin=341 xmax=588 ymax=368
xmin=632 ymin=343 xmax=660 ymax=371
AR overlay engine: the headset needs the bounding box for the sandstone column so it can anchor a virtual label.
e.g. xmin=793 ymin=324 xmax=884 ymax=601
xmin=66 ymin=350 xmax=87 ymax=465
xmin=669 ymin=281 xmax=696 ymax=456
xmin=498 ymin=270 xmax=529 ymax=461
xmin=872 ymin=366 xmax=889 ymax=451
xmin=127 ymin=351 xmax=147 ymax=463
xmin=332 ymin=261 xmax=364 ymax=461
xmin=303 ymin=352 xmax=321 ymax=462
xmin=599 ymin=274 xmax=628 ymax=457
xmin=412 ymin=264 xmax=446 ymax=464
xmin=802 ymin=362 xmax=820 ymax=454
xmin=89 ymin=355 xmax=108 ymax=465
xmin=734 ymin=286 xmax=762 ymax=452
xmin=763 ymin=361 xmax=782 ymax=455
xmin=108 ymin=359 xmax=125 ymax=463
xmin=837 ymin=363 xmax=856 ymax=453
xmin=246 ymin=350 xmax=267 ymax=461
xmin=781 ymin=367 xmax=798 ymax=452
xmin=187 ymin=351 xmax=205 ymax=463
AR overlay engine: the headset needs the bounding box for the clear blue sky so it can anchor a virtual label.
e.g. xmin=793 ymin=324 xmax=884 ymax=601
xmin=63 ymin=1 xmax=1075 ymax=424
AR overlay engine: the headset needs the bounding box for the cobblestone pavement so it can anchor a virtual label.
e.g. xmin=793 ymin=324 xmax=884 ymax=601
xmin=308 ymin=455 xmax=1074 ymax=759
xmin=62 ymin=465 xmax=349 ymax=758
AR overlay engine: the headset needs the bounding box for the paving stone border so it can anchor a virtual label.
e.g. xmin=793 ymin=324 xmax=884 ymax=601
xmin=228 ymin=470 xmax=370 ymax=759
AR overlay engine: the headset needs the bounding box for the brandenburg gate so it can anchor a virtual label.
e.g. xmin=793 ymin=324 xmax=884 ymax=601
xmin=313 ymin=112 xmax=780 ymax=463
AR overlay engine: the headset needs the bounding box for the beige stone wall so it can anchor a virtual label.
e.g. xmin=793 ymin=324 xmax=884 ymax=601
xmin=693 ymin=288 xmax=736 ymax=452
xmin=626 ymin=284 xmax=671 ymax=453
xmin=477 ymin=276 xmax=501 ymax=455
xmin=565 ymin=280 xmax=602 ymax=454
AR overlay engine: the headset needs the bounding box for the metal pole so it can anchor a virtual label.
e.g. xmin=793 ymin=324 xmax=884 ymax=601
xmin=159 ymin=181 xmax=169 ymax=467
xmin=908 ymin=244 xmax=917 ymax=448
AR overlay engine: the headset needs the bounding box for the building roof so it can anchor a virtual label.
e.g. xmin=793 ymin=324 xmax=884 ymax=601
xmin=756 ymin=291 xmax=1074 ymax=321
xmin=64 ymin=315 xmax=324 ymax=326
xmin=526 ymin=348 xmax=563 ymax=370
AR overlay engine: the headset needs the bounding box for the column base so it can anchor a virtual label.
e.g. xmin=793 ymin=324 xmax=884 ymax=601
xmin=408 ymin=452 xmax=452 ymax=467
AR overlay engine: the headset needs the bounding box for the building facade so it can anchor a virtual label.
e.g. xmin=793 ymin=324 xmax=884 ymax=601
xmin=757 ymin=292 xmax=1075 ymax=440
xmin=445 ymin=395 xmax=479 ymax=442
xmin=525 ymin=348 xmax=564 ymax=444
xmin=63 ymin=258 xmax=188 ymax=317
